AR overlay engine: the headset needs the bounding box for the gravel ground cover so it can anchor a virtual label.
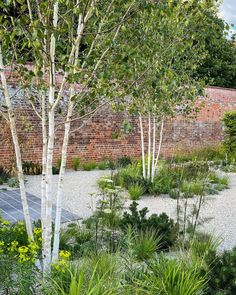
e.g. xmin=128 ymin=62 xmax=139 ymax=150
xmin=25 ymin=170 xmax=236 ymax=251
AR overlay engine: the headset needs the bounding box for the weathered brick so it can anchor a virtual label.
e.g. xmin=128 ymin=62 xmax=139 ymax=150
xmin=0 ymin=86 xmax=236 ymax=169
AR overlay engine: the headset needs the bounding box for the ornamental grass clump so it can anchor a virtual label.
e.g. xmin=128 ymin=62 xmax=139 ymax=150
xmin=82 ymin=162 xmax=97 ymax=171
xmin=133 ymin=230 xmax=162 ymax=261
xmin=128 ymin=184 xmax=145 ymax=200
xmin=135 ymin=255 xmax=207 ymax=295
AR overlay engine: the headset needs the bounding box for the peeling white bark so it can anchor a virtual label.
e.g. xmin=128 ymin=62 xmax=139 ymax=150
xmin=139 ymin=116 xmax=146 ymax=179
xmin=152 ymin=119 xmax=164 ymax=180
xmin=43 ymin=1 xmax=59 ymax=272
xmin=0 ymin=44 xmax=33 ymax=239
xmin=147 ymin=113 xmax=151 ymax=179
xmin=151 ymin=117 xmax=156 ymax=181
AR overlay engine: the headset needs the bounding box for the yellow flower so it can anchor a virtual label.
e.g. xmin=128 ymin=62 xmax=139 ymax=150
xmin=18 ymin=246 xmax=29 ymax=253
xmin=52 ymin=258 xmax=70 ymax=273
xmin=33 ymin=228 xmax=42 ymax=235
xmin=59 ymin=250 xmax=71 ymax=260
xmin=8 ymin=241 xmax=18 ymax=252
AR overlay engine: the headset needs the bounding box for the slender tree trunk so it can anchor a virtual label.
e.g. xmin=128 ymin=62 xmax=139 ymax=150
xmin=151 ymin=117 xmax=156 ymax=181
xmin=43 ymin=1 xmax=58 ymax=272
xmin=147 ymin=113 xmax=151 ymax=179
xmin=52 ymin=98 xmax=74 ymax=261
xmin=139 ymin=116 xmax=146 ymax=179
xmin=0 ymin=44 xmax=33 ymax=239
xmin=152 ymin=119 xmax=164 ymax=181
xmin=41 ymin=92 xmax=47 ymax=256
xmin=52 ymin=11 xmax=85 ymax=261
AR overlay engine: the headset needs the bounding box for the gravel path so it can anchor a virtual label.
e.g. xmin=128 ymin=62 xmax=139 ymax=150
xmin=25 ymin=170 xmax=109 ymax=219
xmin=25 ymin=170 xmax=236 ymax=251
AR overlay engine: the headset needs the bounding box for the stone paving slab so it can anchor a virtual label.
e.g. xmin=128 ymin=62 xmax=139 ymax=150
xmin=0 ymin=189 xmax=80 ymax=223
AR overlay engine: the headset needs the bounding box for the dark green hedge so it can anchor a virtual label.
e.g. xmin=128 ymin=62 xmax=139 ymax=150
xmin=222 ymin=111 xmax=236 ymax=154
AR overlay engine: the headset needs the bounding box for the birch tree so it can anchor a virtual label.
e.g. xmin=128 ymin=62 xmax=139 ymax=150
xmin=0 ymin=0 xmax=142 ymax=272
xmin=112 ymin=0 xmax=216 ymax=181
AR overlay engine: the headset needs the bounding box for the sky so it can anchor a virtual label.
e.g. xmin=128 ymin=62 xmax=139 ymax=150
xmin=219 ymin=0 xmax=236 ymax=35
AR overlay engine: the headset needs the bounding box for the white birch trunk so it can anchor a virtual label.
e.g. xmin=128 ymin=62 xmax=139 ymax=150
xmin=43 ymin=1 xmax=58 ymax=272
xmin=0 ymin=44 xmax=33 ymax=239
xmin=151 ymin=117 xmax=156 ymax=181
xmin=41 ymin=92 xmax=47 ymax=256
xmin=52 ymin=11 xmax=88 ymax=261
xmin=147 ymin=113 xmax=151 ymax=180
xmin=139 ymin=116 xmax=146 ymax=179
xmin=52 ymin=98 xmax=74 ymax=261
xmin=152 ymin=119 xmax=164 ymax=181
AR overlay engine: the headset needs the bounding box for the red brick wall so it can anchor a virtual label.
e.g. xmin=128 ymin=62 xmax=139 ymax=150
xmin=1 ymin=86 xmax=236 ymax=169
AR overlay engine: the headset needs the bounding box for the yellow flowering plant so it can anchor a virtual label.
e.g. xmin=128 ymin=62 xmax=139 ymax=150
xmin=52 ymin=250 xmax=71 ymax=273
xmin=0 ymin=215 xmax=42 ymax=264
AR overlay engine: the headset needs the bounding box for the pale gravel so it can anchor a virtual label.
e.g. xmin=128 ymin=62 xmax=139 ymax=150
xmin=25 ymin=170 xmax=236 ymax=251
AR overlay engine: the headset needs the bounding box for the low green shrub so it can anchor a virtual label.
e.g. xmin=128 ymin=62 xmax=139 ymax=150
xmin=128 ymin=184 xmax=145 ymax=200
xmin=150 ymin=174 xmax=176 ymax=195
xmin=180 ymin=180 xmax=205 ymax=198
xmin=114 ymin=160 xmax=227 ymax=198
xmin=116 ymin=156 xmax=132 ymax=168
xmin=106 ymin=159 xmax=116 ymax=170
xmin=169 ymin=188 xmax=180 ymax=199
xmin=82 ymin=162 xmax=96 ymax=171
xmin=206 ymin=247 xmax=236 ymax=295
xmin=97 ymin=161 xmax=107 ymax=170
xmin=72 ymin=157 xmax=80 ymax=171
xmin=113 ymin=162 xmax=143 ymax=189
xmin=120 ymin=201 xmax=178 ymax=250
xmin=171 ymin=145 xmax=226 ymax=163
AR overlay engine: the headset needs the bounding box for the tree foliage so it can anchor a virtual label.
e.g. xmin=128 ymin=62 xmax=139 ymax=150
xmin=196 ymin=11 xmax=236 ymax=89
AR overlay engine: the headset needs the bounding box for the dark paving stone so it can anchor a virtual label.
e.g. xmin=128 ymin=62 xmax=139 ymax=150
xmin=0 ymin=190 xmax=80 ymax=223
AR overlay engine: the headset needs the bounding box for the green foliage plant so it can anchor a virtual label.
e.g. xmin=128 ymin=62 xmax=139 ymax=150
xmin=133 ymin=230 xmax=162 ymax=261
xmin=97 ymin=161 xmax=107 ymax=170
xmin=120 ymin=201 xmax=178 ymax=250
xmin=136 ymin=255 xmax=207 ymax=295
xmin=48 ymin=254 xmax=120 ymax=295
xmin=116 ymin=156 xmax=133 ymax=168
xmin=206 ymin=246 xmax=236 ymax=295
xmin=98 ymin=177 xmax=114 ymax=190
xmin=222 ymin=111 xmax=236 ymax=154
xmin=72 ymin=157 xmax=80 ymax=171
xmin=128 ymin=184 xmax=145 ymax=200
xmin=0 ymin=217 xmax=42 ymax=294
xmin=82 ymin=162 xmax=97 ymax=171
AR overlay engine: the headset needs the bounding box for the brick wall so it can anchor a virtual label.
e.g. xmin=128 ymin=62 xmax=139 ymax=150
xmin=1 ymin=86 xmax=236 ymax=169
